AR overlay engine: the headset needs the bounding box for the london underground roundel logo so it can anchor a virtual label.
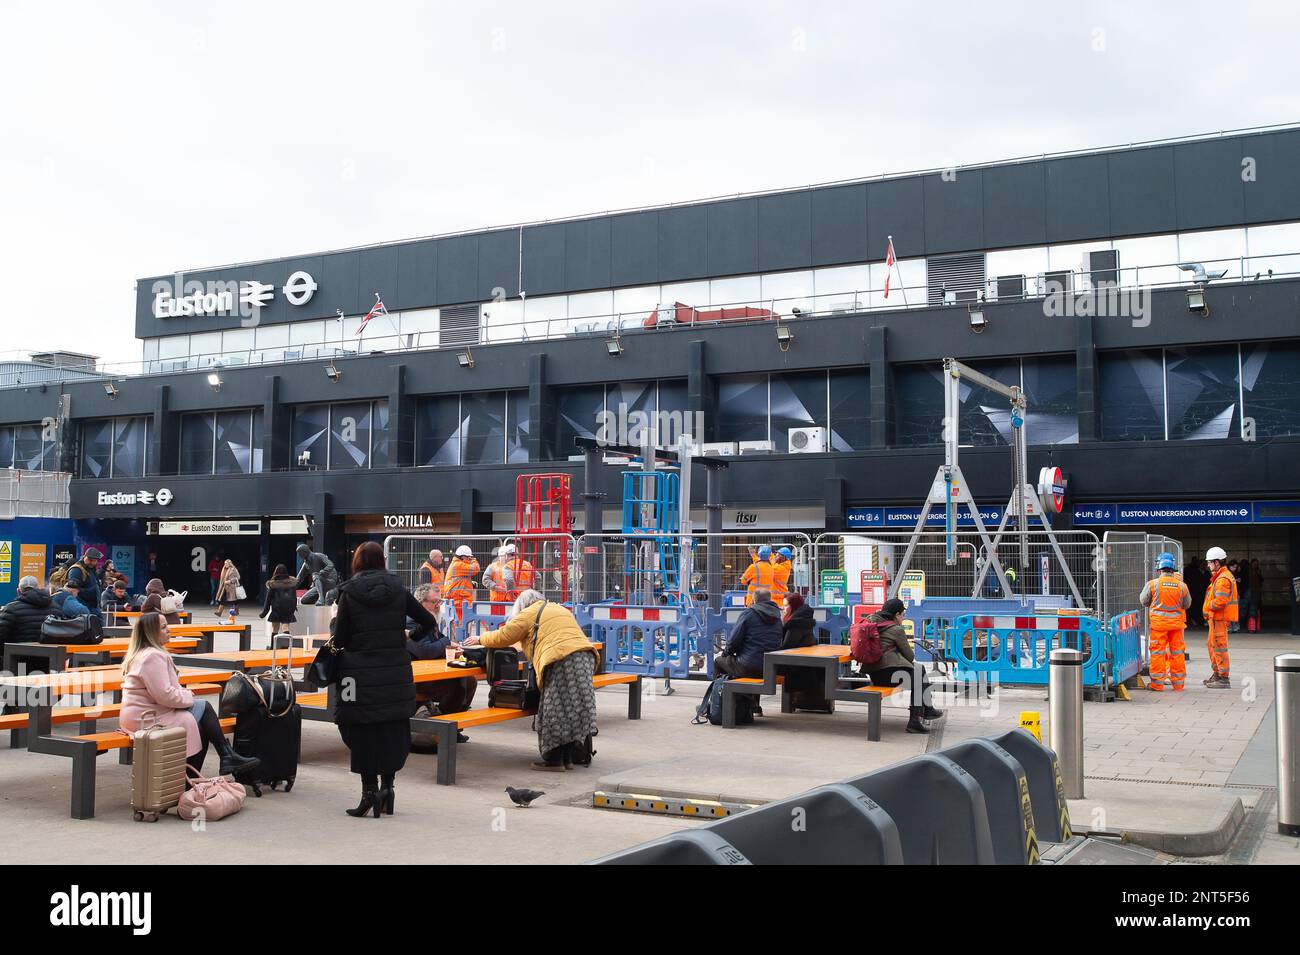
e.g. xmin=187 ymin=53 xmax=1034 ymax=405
xmin=156 ymin=488 xmax=174 ymax=506
xmin=1038 ymin=467 xmax=1065 ymax=514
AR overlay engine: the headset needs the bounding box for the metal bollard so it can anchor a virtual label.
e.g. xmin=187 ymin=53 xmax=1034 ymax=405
xmin=1276 ymin=653 xmax=1300 ymax=836
xmin=1049 ymin=647 xmax=1084 ymax=799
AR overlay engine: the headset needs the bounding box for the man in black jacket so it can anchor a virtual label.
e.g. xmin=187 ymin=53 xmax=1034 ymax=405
xmin=715 ymin=587 xmax=783 ymax=680
xmin=0 ymin=576 xmax=59 ymax=650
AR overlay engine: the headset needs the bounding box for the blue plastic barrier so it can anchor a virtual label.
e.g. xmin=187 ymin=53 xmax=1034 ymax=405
xmin=1107 ymin=610 xmax=1144 ymax=684
xmin=588 ymin=603 xmax=703 ymax=679
xmin=811 ymin=606 xmax=851 ymax=644
xmin=944 ymin=612 xmax=1104 ymax=688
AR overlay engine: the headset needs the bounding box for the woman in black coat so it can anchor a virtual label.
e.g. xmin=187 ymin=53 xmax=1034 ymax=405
xmin=779 ymin=593 xmax=817 ymax=650
xmin=332 ymin=541 xmax=436 ymax=818
xmin=259 ymin=564 xmax=298 ymax=640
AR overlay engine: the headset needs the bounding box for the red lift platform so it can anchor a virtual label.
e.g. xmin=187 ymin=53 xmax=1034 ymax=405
xmin=514 ymin=473 xmax=573 ymax=602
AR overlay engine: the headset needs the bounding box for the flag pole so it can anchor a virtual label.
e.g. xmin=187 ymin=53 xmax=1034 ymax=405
xmin=889 ymin=235 xmax=909 ymax=308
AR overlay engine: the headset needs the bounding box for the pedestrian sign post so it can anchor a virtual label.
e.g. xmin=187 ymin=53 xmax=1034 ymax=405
xmin=819 ymin=569 xmax=848 ymax=608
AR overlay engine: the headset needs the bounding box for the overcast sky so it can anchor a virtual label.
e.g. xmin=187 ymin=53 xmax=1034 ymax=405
xmin=2 ymin=0 xmax=1297 ymax=365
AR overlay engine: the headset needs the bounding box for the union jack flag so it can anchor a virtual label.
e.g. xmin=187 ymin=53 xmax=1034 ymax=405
xmin=883 ymin=236 xmax=897 ymax=299
xmin=356 ymin=294 xmax=388 ymax=336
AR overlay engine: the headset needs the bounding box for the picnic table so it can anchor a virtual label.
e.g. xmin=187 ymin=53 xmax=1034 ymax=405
xmin=0 ymin=665 xmax=235 ymax=818
xmin=4 ymin=637 xmax=200 ymax=674
xmin=177 ymin=647 xmax=317 ymax=673
xmin=104 ymin=622 xmax=252 ymax=652
xmin=106 ymin=609 xmax=193 ymax=624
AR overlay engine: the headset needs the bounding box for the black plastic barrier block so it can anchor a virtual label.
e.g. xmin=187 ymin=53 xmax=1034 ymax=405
xmin=940 ymin=738 xmax=1039 ymax=865
xmin=708 ymin=783 xmax=904 ymax=864
xmin=845 ymin=754 xmax=997 ymax=864
xmin=592 ymin=829 xmax=751 ymax=865
xmin=988 ymin=728 xmax=1073 ymax=843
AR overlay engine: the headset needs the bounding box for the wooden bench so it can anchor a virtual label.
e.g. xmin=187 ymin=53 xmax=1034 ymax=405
xmin=30 ymin=686 xmax=226 ymax=819
xmin=421 ymin=671 xmax=642 ymax=784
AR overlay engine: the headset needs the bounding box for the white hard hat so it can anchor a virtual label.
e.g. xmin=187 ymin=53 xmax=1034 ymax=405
xmin=1205 ymin=546 xmax=1227 ymax=562
xmin=455 ymin=545 xmax=473 ymax=558
xmin=502 ymin=543 xmax=516 ymax=555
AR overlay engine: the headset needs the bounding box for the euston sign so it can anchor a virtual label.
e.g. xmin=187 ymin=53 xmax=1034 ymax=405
xmin=152 ymin=269 xmax=317 ymax=319
xmin=97 ymin=488 xmax=173 ymax=507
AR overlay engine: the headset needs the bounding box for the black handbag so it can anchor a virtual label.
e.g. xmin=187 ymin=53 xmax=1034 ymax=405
xmin=488 ymin=679 xmax=535 ymax=710
xmin=487 ymin=602 xmax=546 ymax=710
xmin=307 ymin=638 xmax=341 ymax=688
xmin=40 ymin=614 xmax=104 ymax=645
xmin=460 ymin=645 xmax=488 ymax=668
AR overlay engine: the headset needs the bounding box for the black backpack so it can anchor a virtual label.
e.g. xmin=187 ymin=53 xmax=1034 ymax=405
xmin=692 ymin=675 xmax=753 ymax=726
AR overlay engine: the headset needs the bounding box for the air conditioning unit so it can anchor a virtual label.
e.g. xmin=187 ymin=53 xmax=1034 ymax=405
xmin=996 ymin=275 xmax=1026 ymax=301
xmin=738 ymin=440 xmax=775 ymax=454
xmin=788 ymin=427 xmax=827 ymax=454
xmin=701 ymin=442 xmax=738 ymax=457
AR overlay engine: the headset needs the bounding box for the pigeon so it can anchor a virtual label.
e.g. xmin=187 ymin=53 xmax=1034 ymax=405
xmin=505 ymin=786 xmax=545 ymax=807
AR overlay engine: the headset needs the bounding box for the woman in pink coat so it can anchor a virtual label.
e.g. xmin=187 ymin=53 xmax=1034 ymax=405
xmin=119 ymin=612 xmax=260 ymax=779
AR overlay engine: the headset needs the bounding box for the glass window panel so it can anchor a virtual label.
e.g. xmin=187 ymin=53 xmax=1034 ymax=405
xmin=656 ymin=379 xmax=692 ymax=445
xmin=251 ymin=408 xmax=264 ymax=473
xmin=399 ymin=308 xmax=440 ymax=350
xmin=613 ymin=285 xmax=661 ymax=323
xmin=895 ymin=359 xmax=1018 ymax=447
xmin=659 ymin=281 xmax=710 ymax=309
xmin=867 ymin=258 xmax=926 ymax=309
xmin=462 ymin=392 xmax=506 ymax=465
xmin=1166 ymin=346 xmax=1240 ymax=440
xmin=605 ymin=381 xmax=657 ymax=446
xmin=709 ymin=275 xmax=762 ymax=309
xmin=813 ymin=264 xmax=869 ymax=313
xmin=507 ymin=390 xmax=529 ymax=463
xmin=290 ymin=321 xmax=326 ymax=345
xmin=1048 ymin=240 xmax=1112 ymax=283
xmin=555 ymin=385 xmax=605 ymax=458
xmin=221 ymin=327 xmax=254 ymax=356
xmin=770 ymin=371 xmax=828 ymax=452
xmin=1022 ymin=356 xmax=1078 ymax=445
xmin=370 ymin=401 xmax=390 ymax=468
xmin=110 ymin=416 xmax=148 ymax=478
xmin=1241 ymin=341 xmax=1300 ymax=438
xmin=522 ymin=295 xmax=567 ymax=339
xmin=567 ymin=290 xmax=614 ymax=319
xmin=718 ymin=374 xmax=769 ymax=444
xmin=829 ymin=368 xmax=871 ymax=451
xmin=985 ymin=247 xmax=1050 ymax=298
xmin=328 ymin=401 xmax=372 ymax=470
xmin=0 ymin=426 xmax=14 ymax=469
xmin=1177 ymin=228 xmax=1246 ymax=280
xmin=1110 ymin=234 xmax=1181 ymax=288
xmin=142 ymin=339 xmax=160 ymax=361
xmin=1246 ymin=222 xmax=1300 ymax=279
xmin=159 ymin=336 xmax=189 ymax=359
xmin=80 ymin=419 xmax=113 ymax=478
xmin=212 ymin=410 xmax=254 ymax=475
xmin=14 ymin=424 xmax=54 ymax=471
xmin=252 ymin=324 xmax=290 ymax=364
xmin=416 ymin=396 xmax=461 ymax=466
xmin=483 ymin=298 xmax=523 ymax=344
xmin=1100 ymin=349 xmax=1167 ymax=441
xmin=188 ymin=331 xmax=223 ymax=364
xmin=894 ymin=365 xmax=945 ymax=447
xmin=760 ymin=270 xmax=814 ymax=317
xmin=292 ymin=404 xmax=330 ymax=469
xmin=180 ymin=414 xmax=214 ymax=474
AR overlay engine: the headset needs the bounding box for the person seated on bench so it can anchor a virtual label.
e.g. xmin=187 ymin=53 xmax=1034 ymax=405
xmin=714 ymin=586 xmax=783 ymax=715
xmin=52 ymin=582 xmax=95 ymax=619
xmin=141 ymin=578 xmax=182 ymax=625
xmin=119 ymin=611 xmax=261 ymax=780
xmin=780 ymin=593 xmax=816 ymax=650
xmin=406 ymin=583 xmax=477 ymax=721
xmin=464 ymin=589 xmax=598 ymax=772
xmin=861 ymin=598 xmax=944 ymax=735
xmin=0 ymin=575 xmax=57 ymax=650
xmin=100 ymin=579 xmax=136 ymax=614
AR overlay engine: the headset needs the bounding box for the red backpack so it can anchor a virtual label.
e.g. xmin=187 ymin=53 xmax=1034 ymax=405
xmin=850 ymin=618 xmax=884 ymax=667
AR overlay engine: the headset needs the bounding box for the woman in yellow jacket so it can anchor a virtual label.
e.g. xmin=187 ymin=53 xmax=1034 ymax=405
xmin=465 ymin=589 xmax=598 ymax=771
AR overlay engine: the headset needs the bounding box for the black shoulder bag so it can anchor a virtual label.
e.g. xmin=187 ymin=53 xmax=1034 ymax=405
xmin=488 ymin=601 xmax=546 ymax=710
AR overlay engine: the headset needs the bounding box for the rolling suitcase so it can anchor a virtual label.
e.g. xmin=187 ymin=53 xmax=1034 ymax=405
xmin=130 ymin=711 xmax=188 ymax=822
xmin=231 ymin=641 xmax=301 ymax=796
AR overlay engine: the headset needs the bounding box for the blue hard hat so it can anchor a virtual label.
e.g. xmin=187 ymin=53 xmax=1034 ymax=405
xmin=758 ymin=545 xmax=772 ymax=559
xmin=779 ymin=547 xmax=793 ymax=559
xmin=1157 ymin=552 xmax=1177 ymax=571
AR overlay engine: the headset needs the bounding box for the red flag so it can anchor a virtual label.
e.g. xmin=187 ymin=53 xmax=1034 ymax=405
xmin=883 ymin=236 xmax=897 ymax=299
xmin=356 ymin=294 xmax=388 ymax=336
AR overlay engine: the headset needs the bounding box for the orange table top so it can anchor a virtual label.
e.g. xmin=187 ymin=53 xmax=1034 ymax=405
xmin=771 ymin=644 xmax=852 ymax=661
xmin=109 ymin=610 xmax=192 ymax=620
xmin=412 ymin=659 xmax=486 ymax=683
xmin=0 ymin=666 xmax=233 ymax=694
xmin=182 ymin=648 xmax=317 ymax=667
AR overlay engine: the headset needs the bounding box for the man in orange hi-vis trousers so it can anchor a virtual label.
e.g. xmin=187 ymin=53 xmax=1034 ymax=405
xmin=1202 ymin=546 xmax=1238 ymax=689
xmin=444 ymin=545 xmax=480 ymax=622
xmin=1140 ymin=552 xmax=1191 ymax=692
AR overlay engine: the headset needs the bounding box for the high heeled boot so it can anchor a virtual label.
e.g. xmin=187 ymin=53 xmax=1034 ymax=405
xmin=346 ymin=790 xmax=382 ymax=818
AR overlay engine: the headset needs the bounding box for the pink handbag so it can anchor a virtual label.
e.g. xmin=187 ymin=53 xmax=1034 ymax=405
xmin=177 ymin=766 xmax=247 ymax=821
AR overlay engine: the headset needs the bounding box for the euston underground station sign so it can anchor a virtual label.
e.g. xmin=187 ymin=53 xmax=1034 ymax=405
xmin=1072 ymin=501 xmax=1259 ymax=526
xmin=846 ymin=505 xmax=1005 ymax=530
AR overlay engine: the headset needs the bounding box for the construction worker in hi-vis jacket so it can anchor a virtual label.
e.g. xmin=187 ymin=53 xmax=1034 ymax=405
xmin=1140 ymin=552 xmax=1191 ymax=692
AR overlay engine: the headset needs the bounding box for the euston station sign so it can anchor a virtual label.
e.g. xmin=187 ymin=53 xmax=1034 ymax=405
xmin=1070 ymin=501 xmax=1292 ymax=526
xmin=97 ymin=488 xmax=173 ymax=507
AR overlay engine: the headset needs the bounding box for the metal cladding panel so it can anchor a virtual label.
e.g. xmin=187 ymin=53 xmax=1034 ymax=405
xmin=436 ymin=234 xmax=479 ymax=305
xmin=477 ymin=228 xmax=521 ymax=301
xmin=355 ymin=245 xmax=399 ymax=311
xmin=866 ymin=177 xmax=924 ymax=259
xmin=321 ymin=251 xmax=362 ymax=317
xmin=563 ymin=217 xmax=612 ymax=291
xmin=758 ymin=190 xmax=812 ymax=272
xmin=1242 ymin=128 xmax=1300 ymax=222
xmin=706 ymin=198 xmax=758 ymax=277
xmin=522 ymin=222 xmax=566 ymax=296
xmin=923 ymin=169 xmax=984 ymax=255
xmin=1173 ymin=137 xmax=1247 ymax=232
xmin=1044 ymin=154 xmax=1110 ymax=243
xmin=658 ymin=205 xmax=709 ymax=280
xmin=396 ymin=240 xmax=438 ymax=308
xmin=1107 ymin=146 xmax=1176 ymax=237
xmin=982 ymin=162 xmax=1047 ymax=249
xmin=610 ymin=210 xmax=659 ymax=286
xmin=810 ymin=183 xmax=868 ymax=266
